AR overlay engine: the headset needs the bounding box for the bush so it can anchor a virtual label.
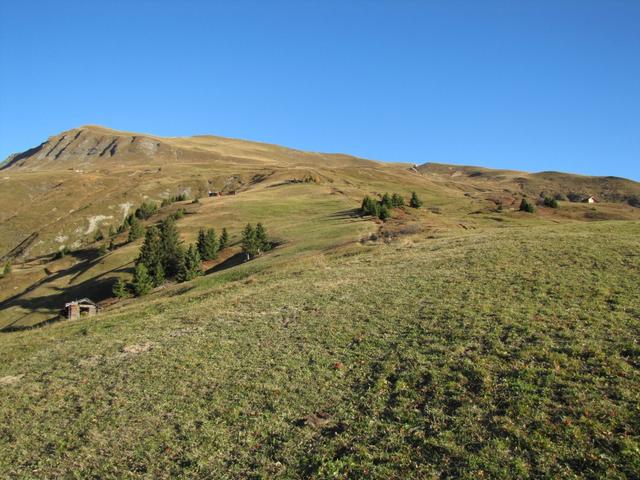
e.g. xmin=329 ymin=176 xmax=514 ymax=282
xmin=97 ymin=243 xmax=108 ymax=256
xmin=628 ymin=195 xmax=640 ymax=208
xmin=135 ymin=201 xmax=158 ymax=220
xmin=543 ymin=196 xmax=559 ymax=209
xmin=519 ymin=198 xmax=535 ymax=213
xmin=94 ymin=229 xmax=104 ymax=242
xmin=1 ymin=261 xmax=11 ymax=277
xmin=55 ymin=246 xmax=71 ymax=259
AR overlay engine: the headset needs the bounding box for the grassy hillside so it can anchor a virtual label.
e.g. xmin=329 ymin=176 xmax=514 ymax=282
xmin=1 ymin=221 xmax=638 ymax=478
xmin=1 ymin=127 xmax=639 ymax=478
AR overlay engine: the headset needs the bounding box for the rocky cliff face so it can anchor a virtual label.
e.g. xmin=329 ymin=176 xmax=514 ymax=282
xmin=1 ymin=126 xmax=177 ymax=171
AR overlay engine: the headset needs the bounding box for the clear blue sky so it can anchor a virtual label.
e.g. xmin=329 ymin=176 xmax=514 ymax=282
xmin=1 ymin=0 xmax=638 ymax=180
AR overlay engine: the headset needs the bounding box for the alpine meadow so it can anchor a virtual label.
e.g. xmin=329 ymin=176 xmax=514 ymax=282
xmin=1 ymin=1 xmax=640 ymax=478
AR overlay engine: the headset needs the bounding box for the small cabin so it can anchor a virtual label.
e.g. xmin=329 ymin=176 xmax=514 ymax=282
xmin=208 ymin=190 xmax=219 ymax=197
xmin=584 ymin=196 xmax=596 ymax=204
xmin=63 ymin=298 xmax=98 ymax=320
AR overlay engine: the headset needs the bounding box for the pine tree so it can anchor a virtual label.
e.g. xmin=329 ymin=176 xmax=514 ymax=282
xmin=132 ymin=263 xmax=153 ymax=296
xmin=381 ymin=192 xmax=393 ymax=209
xmin=197 ymin=228 xmax=207 ymax=258
xmin=204 ymin=228 xmax=218 ymax=259
xmin=361 ymin=196 xmax=379 ymax=217
xmin=128 ymin=216 xmax=145 ymax=242
xmin=379 ymin=204 xmax=391 ymax=221
xmin=177 ymin=244 xmax=202 ymax=282
xmin=219 ymin=228 xmax=229 ymax=249
xmin=241 ymin=223 xmax=258 ymax=260
xmin=1 ymin=261 xmax=11 ymax=277
xmin=94 ymin=229 xmax=104 ymax=242
xmin=159 ymin=217 xmax=182 ymax=277
xmin=391 ymin=193 xmax=405 ymax=207
xmin=137 ymin=226 xmax=167 ymax=285
xmin=255 ymin=223 xmax=270 ymax=252
xmin=409 ymin=191 xmax=423 ymax=208
xmin=112 ymin=277 xmax=128 ymax=298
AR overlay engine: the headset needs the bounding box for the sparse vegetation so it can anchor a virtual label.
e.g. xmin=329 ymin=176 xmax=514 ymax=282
xmin=1 ymin=261 xmax=10 ymax=277
xmin=543 ymin=196 xmax=559 ymax=208
xmin=54 ymin=246 xmax=71 ymax=259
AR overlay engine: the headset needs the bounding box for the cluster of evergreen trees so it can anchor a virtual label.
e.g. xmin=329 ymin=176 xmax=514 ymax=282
xmin=241 ymin=223 xmax=271 ymax=260
xmin=360 ymin=191 xmax=423 ymax=220
xmin=196 ymin=227 xmax=229 ymax=260
xmin=114 ymin=220 xmax=237 ymax=297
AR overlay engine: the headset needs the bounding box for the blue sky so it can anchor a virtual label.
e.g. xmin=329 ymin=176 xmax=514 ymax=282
xmin=1 ymin=0 xmax=638 ymax=180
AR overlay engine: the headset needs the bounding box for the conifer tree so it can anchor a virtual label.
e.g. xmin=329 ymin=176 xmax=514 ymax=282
xmin=241 ymin=223 xmax=258 ymax=260
xmin=381 ymin=192 xmax=393 ymax=209
xmin=255 ymin=223 xmax=270 ymax=252
xmin=409 ymin=191 xmax=423 ymax=208
xmin=132 ymin=263 xmax=153 ymax=296
xmin=112 ymin=277 xmax=128 ymax=298
xmin=219 ymin=228 xmax=229 ymax=249
xmin=391 ymin=193 xmax=405 ymax=207
xmin=94 ymin=229 xmax=104 ymax=242
xmin=379 ymin=204 xmax=391 ymax=220
xmin=197 ymin=228 xmax=207 ymax=258
xmin=361 ymin=196 xmax=379 ymax=217
xmin=128 ymin=216 xmax=145 ymax=242
xmin=160 ymin=217 xmax=182 ymax=277
xmin=1 ymin=261 xmax=11 ymax=277
xmin=204 ymin=228 xmax=218 ymax=259
xmin=177 ymin=244 xmax=202 ymax=282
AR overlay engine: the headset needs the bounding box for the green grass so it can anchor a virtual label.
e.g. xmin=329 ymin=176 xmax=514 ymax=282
xmin=1 ymin=221 xmax=638 ymax=478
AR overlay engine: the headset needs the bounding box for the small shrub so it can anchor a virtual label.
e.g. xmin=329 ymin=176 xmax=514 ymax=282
xmin=55 ymin=246 xmax=71 ymax=259
xmin=543 ymin=196 xmax=559 ymax=209
xmin=519 ymin=198 xmax=535 ymax=213
xmin=135 ymin=201 xmax=158 ymax=220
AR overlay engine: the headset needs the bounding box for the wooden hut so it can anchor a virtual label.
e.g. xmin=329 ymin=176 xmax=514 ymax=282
xmin=63 ymin=298 xmax=98 ymax=320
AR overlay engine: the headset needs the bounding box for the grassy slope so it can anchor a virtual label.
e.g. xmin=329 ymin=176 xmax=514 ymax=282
xmin=1 ymin=221 xmax=638 ymax=479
